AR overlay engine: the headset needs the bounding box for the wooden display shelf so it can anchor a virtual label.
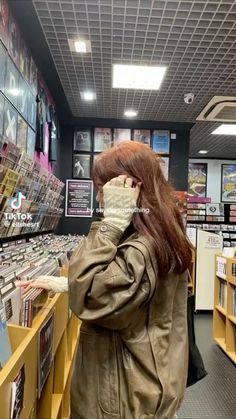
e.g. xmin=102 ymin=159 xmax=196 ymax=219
xmin=213 ymin=255 xmax=236 ymax=364
xmin=0 ymin=285 xmax=81 ymax=419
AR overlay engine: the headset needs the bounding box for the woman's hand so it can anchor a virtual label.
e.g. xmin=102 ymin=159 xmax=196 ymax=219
xmin=16 ymin=275 xmax=68 ymax=293
xmin=102 ymin=175 xmax=141 ymax=232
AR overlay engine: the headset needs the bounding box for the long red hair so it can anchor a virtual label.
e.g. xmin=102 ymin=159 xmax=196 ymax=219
xmin=92 ymin=141 xmax=192 ymax=275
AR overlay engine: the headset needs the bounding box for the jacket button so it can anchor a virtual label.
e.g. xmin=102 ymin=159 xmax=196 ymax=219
xmin=100 ymin=225 xmax=107 ymax=232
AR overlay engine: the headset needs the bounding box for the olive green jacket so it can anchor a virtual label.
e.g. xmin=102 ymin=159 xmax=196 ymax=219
xmin=68 ymin=221 xmax=188 ymax=419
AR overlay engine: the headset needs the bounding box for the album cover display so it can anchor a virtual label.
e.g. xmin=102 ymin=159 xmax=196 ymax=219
xmin=0 ymin=40 xmax=6 ymax=93
xmin=94 ymin=127 xmax=112 ymax=152
xmin=74 ymin=128 xmax=91 ymax=152
xmin=73 ymin=154 xmax=91 ymax=179
xmin=8 ymin=14 xmax=19 ymax=68
xmin=3 ymin=100 xmax=17 ymax=144
xmin=133 ymin=129 xmax=150 ymax=146
xmin=27 ymin=127 xmax=35 ymax=159
xmin=113 ymin=128 xmax=131 ymax=143
xmin=29 ymin=57 xmax=38 ymax=94
xmin=16 ymin=115 xmax=27 ymax=152
xmin=17 ymin=76 xmax=28 ymax=120
xmin=5 ymin=56 xmax=19 ymax=108
xmin=19 ymin=37 xmax=30 ymax=83
xmin=27 ymin=91 xmax=36 ymax=129
xmin=0 ymin=0 xmax=9 ymax=48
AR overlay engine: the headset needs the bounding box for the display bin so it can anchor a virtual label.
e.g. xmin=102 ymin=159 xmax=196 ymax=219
xmin=0 ymin=325 xmax=37 ymax=419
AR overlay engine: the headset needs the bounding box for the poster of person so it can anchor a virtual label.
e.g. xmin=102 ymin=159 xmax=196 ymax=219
xmin=5 ymin=56 xmax=19 ymax=108
xmin=38 ymin=313 xmax=54 ymax=397
xmin=158 ymin=156 xmax=169 ymax=181
xmin=19 ymin=37 xmax=31 ymax=82
xmin=0 ymin=0 xmax=9 ymax=48
xmin=8 ymin=14 xmax=20 ymax=68
xmin=27 ymin=126 xmax=36 ymax=159
xmin=29 ymin=57 xmax=38 ymax=94
xmin=113 ymin=128 xmax=131 ymax=144
xmin=3 ymin=100 xmax=17 ymax=144
xmin=94 ymin=127 xmax=112 ymax=152
xmin=73 ymin=154 xmax=91 ymax=179
xmin=16 ymin=115 xmax=27 ymax=152
xmin=0 ymin=40 xmax=6 ymax=93
xmin=152 ymin=130 xmax=170 ymax=154
xmin=133 ymin=129 xmax=151 ymax=146
xmin=74 ymin=128 xmax=91 ymax=152
xmin=188 ymin=163 xmax=207 ymax=197
xmin=221 ymin=164 xmax=236 ymax=202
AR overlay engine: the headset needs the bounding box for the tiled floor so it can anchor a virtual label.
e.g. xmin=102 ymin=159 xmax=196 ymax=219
xmin=178 ymin=314 xmax=236 ymax=419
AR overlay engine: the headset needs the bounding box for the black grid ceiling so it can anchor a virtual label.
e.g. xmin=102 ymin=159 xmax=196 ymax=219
xmin=32 ymin=0 xmax=236 ymax=158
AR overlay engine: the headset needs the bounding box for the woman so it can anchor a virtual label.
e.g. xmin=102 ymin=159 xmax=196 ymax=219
xmin=19 ymin=141 xmax=192 ymax=419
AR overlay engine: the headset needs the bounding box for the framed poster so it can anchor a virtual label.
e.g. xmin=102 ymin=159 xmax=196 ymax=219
xmin=19 ymin=37 xmax=30 ymax=82
xmin=188 ymin=163 xmax=207 ymax=198
xmin=16 ymin=115 xmax=27 ymax=152
xmin=17 ymin=76 xmax=28 ymax=119
xmin=29 ymin=57 xmax=38 ymax=94
xmin=38 ymin=313 xmax=54 ymax=397
xmin=3 ymin=100 xmax=17 ymax=144
xmin=27 ymin=126 xmax=35 ymax=158
xmin=0 ymin=0 xmax=9 ymax=48
xmin=65 ymin=179 xmax=93 ymax=217
xmin=113 ymin=128 xmax=131 ymax=143
xmin=73 ymin=154 xmax=91 ymax=179
xmin=0 ymin=93 xmax=4 ymax=136
xmin=5 ymin=56 xmax=19 ymax=108
xmin=27 ymin=91 xmax=36 ymax=128
xmin=152 ymin=130 xmax=170 ymax=154
xmin=133 ymin=129 xmax=150 ymax=146
xmin=8 ymin=15 xmax=20 ymax=68
xmin=158 ymin=156 xmax=169 ymax=181
xmin=221 ymin=164 xmax=236 ymax=202
xmin=0 ymin=40 xmax=7 ymax=93
xmin=94 ymin=127 xmax=112 ymax=152
xmin=74 ymin=128 xmax=91 ymax=152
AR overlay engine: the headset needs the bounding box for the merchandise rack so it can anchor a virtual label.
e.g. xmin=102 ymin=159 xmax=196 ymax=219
xmin=0 ymin=267 xmax=80 ymax=419
xmin=213 ymin=254 xmax=236 ymax=364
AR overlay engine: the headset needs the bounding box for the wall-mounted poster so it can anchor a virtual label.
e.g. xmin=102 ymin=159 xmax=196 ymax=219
xmin=8 ymin=15 xmax=20 ymax=68
xmin=152 ymin=130 xmax=170 ymax=154
xmin=5 ymin=56 xmax=19 ymax=108
xmin=94 ymin=127 xmax=112 ymax=152
xmin=19 ymin=37 xmax=31 ymax=82
xmin=0 ymin=0 xmax=9 ymax=48
xmin=158 ymin=156 xmax=169 ymax=181
xmin=73 ymin=154 xmax=91 ymax=179
xmin=27 ymin=91 xmax=36 ymax=128
xmin=221 ymin=164 xmax=236 ymax=202
xmin=74 ymin=128 xmax=91 ymax=152
xmin=188 ymin=163 xmax=207 ymax=198
xmin=113 ymin=128 xmax=131 ymax=143
xmin=29 ymin=57 xmax=38 ymax=94
xmin=17 ymin=76 xmax=28 ymax=119
xmin=17 ymin=116 xmax=27 ymax=152
xmin=27 ymin=127 xmax=35 ymax=158
xmin=38 ymin=313 xmax=54 ymax=397
xmin=133 ymin=129 xmax=150 ymax=146
xmin=3 ymin=100 xmax=17 ymax=144
xmin=0 ymin=93 xmax=4 ymax=135
xmin=0 ymin=40 xmax=7 ymax=93
xmin=65 ymin=179 xmax=93 ymax=217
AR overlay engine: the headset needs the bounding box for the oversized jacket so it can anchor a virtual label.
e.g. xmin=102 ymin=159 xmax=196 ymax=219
xmin=68 ymin=221 xmax=188 ymax=419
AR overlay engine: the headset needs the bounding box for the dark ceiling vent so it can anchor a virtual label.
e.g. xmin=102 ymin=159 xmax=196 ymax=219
xmin=196 ymin=96 xmax=236 ymax=122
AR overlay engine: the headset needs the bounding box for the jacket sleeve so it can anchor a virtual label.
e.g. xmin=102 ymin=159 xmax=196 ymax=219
xmin=68 ymin=221 xmax=152 ymax=330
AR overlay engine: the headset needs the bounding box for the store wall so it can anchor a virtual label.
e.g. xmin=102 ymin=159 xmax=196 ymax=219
xmin=56 ymin=121 xmax=191 ymax=236
xmin=189 ymin=158 xmax=236 ymax=202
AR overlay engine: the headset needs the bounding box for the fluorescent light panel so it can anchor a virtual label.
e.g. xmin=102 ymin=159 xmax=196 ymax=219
xmin=113 ymin=64 xmax=167 ymax=90
xmin=198 ymin=150 xmax=208 ymax=154
xmin=212 ymin=124 xmax=236 ymax=135
xmin=124 ymin=110 xmax=137 ymax=117
xmin=81 ymin=91 xmax=96 ymax=101
xmin=68 ymin=38 xmax=91 ymax=53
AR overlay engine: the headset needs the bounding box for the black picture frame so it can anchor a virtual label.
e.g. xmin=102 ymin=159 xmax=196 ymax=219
xmin=221 ymin=164 xmax=236 ymax=203
xmin=74 ymin=128 xmax=92 ymax=152
xmin=94 ymin=127 xmax=112 ymax=152
xmin=73 ymin=153 xmax=91 ymax=179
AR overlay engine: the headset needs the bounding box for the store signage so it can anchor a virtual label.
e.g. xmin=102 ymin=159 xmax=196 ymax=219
xmin=65 ymin=179 xmax=93 ymax=218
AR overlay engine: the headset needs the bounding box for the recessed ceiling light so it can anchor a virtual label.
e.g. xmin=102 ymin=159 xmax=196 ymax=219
xmin=198 ymin=150 xmax=208 ymax=154
xmin=124 ymin=109 xmax=137 ymax=117
xmin=212 ymin=124 xmax=236 ymax=135
xmin=68 ymin=38 xmax=91 ymax=53
xmin=113 ymin=64 xmax=167 ymax=90
xmin=80 ymin=91 xmax=96 ymax=101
